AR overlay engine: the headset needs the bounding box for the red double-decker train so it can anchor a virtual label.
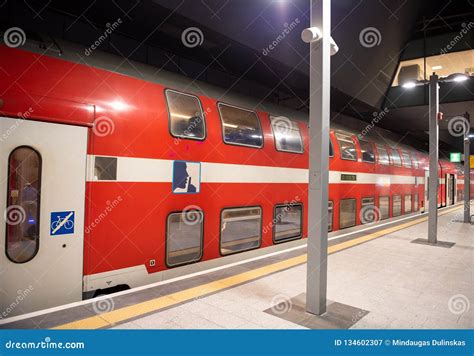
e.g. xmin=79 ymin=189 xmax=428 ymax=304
xmin=0 ymin=41 xmax=464 ymax=317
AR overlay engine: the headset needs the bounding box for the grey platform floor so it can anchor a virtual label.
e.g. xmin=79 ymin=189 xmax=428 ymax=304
xmin=112 ymin=206 xmax=474 ymax=329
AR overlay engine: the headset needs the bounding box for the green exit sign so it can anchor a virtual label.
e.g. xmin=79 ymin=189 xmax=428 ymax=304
xmin=450 ymin=152 xmax=461 ymax=162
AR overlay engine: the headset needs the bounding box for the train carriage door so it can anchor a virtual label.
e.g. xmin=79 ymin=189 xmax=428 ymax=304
xmin=446 ymin=174 xmax=455 ymax=206
xmin=0 ymin=117 xmax=87 ymax=317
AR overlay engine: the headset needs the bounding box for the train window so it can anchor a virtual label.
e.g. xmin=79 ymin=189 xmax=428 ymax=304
xmin=379 ymin=196 xmax=390 ymax=220
xmin=402 ymin=152 xmax=412 ymax=168
xmin=390 ymin=149 xmax=402 ymax=167
xmin=392 ymin=195 xmax=402 ymax=217
xmin=165 ymin=90 xmax=206 ymax=140
xmin=166 ymin=210 xmax=203 ymax=267
xmin=361 ymin=197 xmax=376 ymax=224
xmin=6 ymin=146 xmax=41 ymax=263
xmin=412 ymin=152 xmax=419 ymax=169
xmin=273 ymin=204 xmax=303 ymax=243
xmin=220 ymin=207 xmax=262 ymax=255
xmin=339 ymin=199 xmax=356 ymax=229
xmin=404 ymin=194 xmax=412 ymax=214
xmin=376 ymin=145 xmax=390 ymax=165
xmin=335 ymin=132 xmax=357 ymax=161
xmin=328 ymin=201 xmax=333 ymax=232
xmin=414 ymin=193 xmax=419 ymax=211
xmin=359 ymin=140 xmax=375 ymax=163
xmin=94 ymin=156 xmax=117 ymax=180
xmin=218 ymin=103 xmax=263 ymax=148
xmin=270 ymin=116 xmax=303 ymax=153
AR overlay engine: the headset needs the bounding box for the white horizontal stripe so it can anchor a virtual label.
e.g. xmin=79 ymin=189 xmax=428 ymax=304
xmin=88 ymin=155 xmax=423 ymax=185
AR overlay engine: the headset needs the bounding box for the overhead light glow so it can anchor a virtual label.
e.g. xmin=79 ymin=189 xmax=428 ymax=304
xmin=452 ymin=74 xmax=468 ymax=82
xmin=402 ymin=81 xmax=416 ymax=89
xmin=432 ymin=65 xmax=443 ymax=70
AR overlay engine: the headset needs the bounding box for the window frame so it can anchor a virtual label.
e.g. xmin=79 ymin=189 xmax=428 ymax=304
xmin=392 ymin=195 xmax=402 ymax=217
xmin=335 ymin=132 xmax=357 ymax=161
xmin=164 ymin=89 xmax=207 ymax=142
xmin=165 ymin=210 xmax=204 ymax=268
xmin=219 ymin=205 xmax=263 ymax=256
xmin=390 ymin=148 xmax=403 ymax=167
xmin=404 ymin=194 xmax=412 ymax=214
xmin=401 ymin=151 xmax=412 ymax=168
xmin=379 ymin=195 xmax=390 ymax=220
xmin=269 ymin=115 xmax=304 ymax=154
xmin=272 ymin=203 xmax=303 ymax=244
xmin=5 ymin=145 xmax=42 ymax=264
xmin=376 ymin=144 xmax=391 ymax=166
xmin=339 ymin=198 xmax=357 ymax=229
xmin=359 ymin=140 xmax=376 ymax=164
xmin=217 ymin=102 xmax=264 ymax=149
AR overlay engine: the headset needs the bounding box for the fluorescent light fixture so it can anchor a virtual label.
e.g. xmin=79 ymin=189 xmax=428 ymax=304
xmin=469 ymin=134 xmax=474 ymax=138
xmin=402 ymin=81 xmax=416 ymax=89
xmin=432 ymin=65 xmax=443 ymax=70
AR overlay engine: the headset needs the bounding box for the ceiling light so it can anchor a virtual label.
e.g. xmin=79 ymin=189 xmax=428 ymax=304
xmin=402 ymin=81 xmax=416 ymax=89
xmin=452 ymin=74 xmax=468 ymax=82
xmin=432 ymin=65 xmax=443 ymax=70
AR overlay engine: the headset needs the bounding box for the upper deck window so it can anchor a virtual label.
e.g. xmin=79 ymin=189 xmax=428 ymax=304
xmin=165 ymin=90 xmax=206 ymax=140
xmin=359 ymin=140 xmax=375 ymax=163
xmin=270 ymin=116 xmax=303 ymax=153
xmin=412 ymin=152 xmax=419 ymax=169
xmin=390 ymin=149 xmax=402 ymax=167
xmin=402 ymin=152 xmax=412 ymax=168
xmin=376 ymin=145 xmax=390 ymax=165
xmin=218 ymin=103 xmax=263 ymax=148
xmin=335 ymin=132 xmax=357 ymax=161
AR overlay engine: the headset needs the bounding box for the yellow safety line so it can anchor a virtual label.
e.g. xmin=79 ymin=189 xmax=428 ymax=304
xmin=53 ymin=206 xmax=461 ymax=330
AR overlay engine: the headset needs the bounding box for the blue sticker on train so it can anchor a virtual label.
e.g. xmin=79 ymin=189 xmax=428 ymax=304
xmin=172 ymin=161 xmax=201 ymax=194
xmin=50 ymin=211 xmax=75 ymax=236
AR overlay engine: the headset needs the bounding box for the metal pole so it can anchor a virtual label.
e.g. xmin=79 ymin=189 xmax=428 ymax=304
xmin=464 ymin=112 xmax=471 ymax=223
xmin=428 ymin=74 xmax=439 ymax=243
xmin=306 ymin=0 xmax=330 ymax=316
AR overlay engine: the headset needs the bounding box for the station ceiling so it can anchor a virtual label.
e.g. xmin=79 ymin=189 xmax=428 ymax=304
xmin=1 ymin=0 xmax=473 ymax=152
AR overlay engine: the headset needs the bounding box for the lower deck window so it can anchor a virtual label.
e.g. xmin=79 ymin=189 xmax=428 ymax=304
xmin=220 ymin=207 xmax=261 ymax=255
xmin=361 ymin=197 xmax=376 ymax=224
xmin=414 ymin=193 xmax=419 ymax=212
xmin=273 ymin=204 xmax=303 ymax=243
xmin=392 ymin=195 xmax=402 ymax=217
xmin=379 ymin=196 xmax=390 ymax=220
xmin=340 ymin=199 xmax=356 ymax=229
xmin=404 ymin=194 xmax=412 ymax=214
xmin=328 ymin=201 xmax=333 ymax=232
xmin=166 ymin=210 xmax=203 ymax=267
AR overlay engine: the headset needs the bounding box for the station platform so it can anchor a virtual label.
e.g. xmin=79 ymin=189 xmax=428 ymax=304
xmin=1 ymin=204 xmax=472 ymax=330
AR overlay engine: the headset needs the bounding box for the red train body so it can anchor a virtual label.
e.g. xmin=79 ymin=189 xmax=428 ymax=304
xmin=0 ymin=44 xmax=465 ymax=315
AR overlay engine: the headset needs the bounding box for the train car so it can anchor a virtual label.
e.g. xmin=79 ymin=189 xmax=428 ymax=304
xmin=0 ymin=41 xmax=465 ymax=317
